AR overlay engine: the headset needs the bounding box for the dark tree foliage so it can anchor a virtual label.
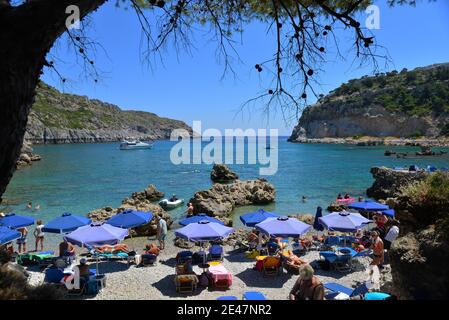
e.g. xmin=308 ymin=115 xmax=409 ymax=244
xmin=0 ymin=0 xmax=435 ymax=199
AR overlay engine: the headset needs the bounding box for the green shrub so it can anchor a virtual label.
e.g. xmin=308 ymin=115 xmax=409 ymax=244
xmin=400 ymin=172 xmax=449 ymax=237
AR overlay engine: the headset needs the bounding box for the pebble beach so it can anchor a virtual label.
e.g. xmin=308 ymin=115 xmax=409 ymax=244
xmin=26 ymin=231 xmax=392 ymax=300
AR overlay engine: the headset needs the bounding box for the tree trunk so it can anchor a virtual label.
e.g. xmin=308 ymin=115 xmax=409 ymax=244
xmin=0 ymin=0 xmax=106 ymax=199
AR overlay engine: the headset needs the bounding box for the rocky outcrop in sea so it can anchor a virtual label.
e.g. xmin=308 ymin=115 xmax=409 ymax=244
xmin=87 ymin=185 xmax=172 ymax=237
xmin=210 ymin=164 xmax=239 ymax=183
xmin=190 ymin=170 xmax=276 ymax=218
xmin=16 ymin=139 xmax=41 ymax=169
xmin=366 ymin=166 xmax=428 ymax=199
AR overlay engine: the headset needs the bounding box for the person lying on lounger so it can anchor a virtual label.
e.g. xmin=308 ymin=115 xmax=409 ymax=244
xmin=284 ymin=250 xmax=308 ymax=266
xmin=95 ymin=243 xmax=130 ymax=254
xmin=144 ymin=243 xmax=160 ymax=256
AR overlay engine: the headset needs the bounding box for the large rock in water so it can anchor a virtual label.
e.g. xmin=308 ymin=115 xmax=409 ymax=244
xmin=87 ymin=186 xmax=172 ymax=236
xmin=210 ymin=164 xmax=238 ymax=183
xmin=130 ymin=184 xmax=164 ymax=202
xmin=366 ymin=166 xmax=429 ymax=199
xmin=389 ymin=226 xmax=449 ymax=299
xmin=190 ymin=178 xmax=276 ymax=217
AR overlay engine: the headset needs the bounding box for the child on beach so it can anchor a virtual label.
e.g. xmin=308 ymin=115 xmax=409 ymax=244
xmin=33 ymin=220 xmax=45 ymax=252
xmin=17 ymin=227 xmax=28 ymax=253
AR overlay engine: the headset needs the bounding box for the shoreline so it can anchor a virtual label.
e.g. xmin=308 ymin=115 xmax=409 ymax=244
xmin=288 ymin=136 xmax=449 ymax=147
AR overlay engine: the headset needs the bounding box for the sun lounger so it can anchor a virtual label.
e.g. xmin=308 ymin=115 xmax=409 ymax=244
xmin=17 ymin=251 xmax=55 ymax=267
xmin=319 ymin=248 xmax=356 ymax=272
xmin=324 ymin=282 xmax=369 ymax=300
xmin=233 ymin=240 xmax=256 ymax=252
xmin=243 ymin=291 xmax=267 ymax=300
xmin=217 ymin=296 xmax=238 ymax=300
xmin=192 ymin=251 xmax=207 ymax=265
xmin=141 ymin=253 xmax=157 ymax=266
xmin=208 ymin=244 xmax=224 ymax=261
xmin=44 ymin=267 xmax=65 ymax=284
xmin=324 ymin=236 xmax=340 ymax=247
xmin=266 ymin=241 xmax=280 ymax=255
xmin=92 ymin=251 xmax=129 ymax=261
xmin=176 ymin=250 xmax=193 ymax=264
xmin=174 ymin=274 xmax=198 ymax=293
xmin=262 ymin=256 xmax=281 ymax=276
xmin=208 ymin=264 xmax=232 ymax=289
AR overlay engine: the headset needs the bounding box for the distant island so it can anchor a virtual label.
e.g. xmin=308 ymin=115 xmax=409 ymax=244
xmin=25 ymin=82 xmax=191 ymax=144
xmin=289 ymin=63 xmax=449 ymax=146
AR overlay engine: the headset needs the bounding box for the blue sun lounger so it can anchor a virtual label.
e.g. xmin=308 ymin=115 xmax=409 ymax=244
xmin=243 ymin=291 xmax=267 ymax=300
xmin=324 ymin=282 xmax=369 ymax=299
xmin=217 ymin=296 xmax=238 ymax=300
xmin=208 ymin=244 xmax=224 ymax=261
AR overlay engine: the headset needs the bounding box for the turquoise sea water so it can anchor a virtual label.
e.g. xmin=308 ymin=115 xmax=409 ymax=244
xmin=2 ymin=138 xmax=449 ymax=247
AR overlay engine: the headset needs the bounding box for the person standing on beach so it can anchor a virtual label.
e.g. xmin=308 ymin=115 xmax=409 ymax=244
xmin=156 ymin=216 xmax=168 ymax=250
xmin=33 ymin=220 xmax=45 ymax=252
xmin=370 ymin=231 xmax=384 ymax=267
xmin=384 ymin=220 xmax=400 ymax=250
xmin=16 ymin=227 xmax=28 ymax=253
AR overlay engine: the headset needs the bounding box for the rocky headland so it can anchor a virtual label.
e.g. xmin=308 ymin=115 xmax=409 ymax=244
xmin=289 ymin=63 xmax=449 ymax=146
xmin=25 ymin=82 xmax=191 ymax=144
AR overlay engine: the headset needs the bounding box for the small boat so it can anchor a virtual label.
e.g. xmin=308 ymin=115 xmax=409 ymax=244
xmin=119 ymin=139 xmax=152 ymax=150
xmin=159 ymin=198 xmax=184 ymax=210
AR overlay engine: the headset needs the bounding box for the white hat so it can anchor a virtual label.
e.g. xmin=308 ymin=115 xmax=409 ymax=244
xmin=0 ymin=212 xmax=5 ymax=217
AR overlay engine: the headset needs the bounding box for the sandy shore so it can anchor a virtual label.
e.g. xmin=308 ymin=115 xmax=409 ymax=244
xmin=26 ymin=231 xmax=392 ymax=300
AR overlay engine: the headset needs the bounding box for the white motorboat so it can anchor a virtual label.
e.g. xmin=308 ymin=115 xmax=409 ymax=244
xmin=159 ymin=198 xmax=184 ymax=210
xmin=119 ymin=139 xmax=153 ymax=150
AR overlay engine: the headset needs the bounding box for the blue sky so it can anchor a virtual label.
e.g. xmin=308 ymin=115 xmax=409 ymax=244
xmin=41 ymin=0 xmax=449 ymax=135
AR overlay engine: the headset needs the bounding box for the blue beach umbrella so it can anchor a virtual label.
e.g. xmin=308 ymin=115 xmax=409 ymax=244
xmin=240 ymin=209 xmax=280 ymax=227
xmin=313 ymin=207 xmax=324 ymax=231
xmin=348 ymin=200 xmax=389 ymax=211
xmin=175 ymin=220 xmax=234 ymax=265
xmin=106 ymin=209 xmax=153 ymax=229
xmin=179 ymin=213 xmax=224 ymax=226
xmin=319 ymin=211 xmax=371 ymax=233
xmin=42 ymin=212 xmax=91 ymax=234
xmin=175 ymin=220 xmax=234 ymax=242
xmin=0 ymin=213 xmax=35 ymax=229
xmin=0 ymin=226 xmax=21 ymax=245
xmin=255 ymin=216 xmax=312 ymax=238
xmin=381 ymin=209 xmax=395 ymax=218
xmin=64 ymin=222 xmax=128 ymax=247
xmin=64 ymin=222 xmax=128 ymax=274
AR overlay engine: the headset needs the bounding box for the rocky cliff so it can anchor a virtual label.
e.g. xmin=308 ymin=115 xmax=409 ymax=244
xmin=25 ymin=82 xmax=191 ymax=144
xmin=289 ymin=63 xmax=449 ymax=142
xmin=367 ymin=168 xmax=449 ymax=299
